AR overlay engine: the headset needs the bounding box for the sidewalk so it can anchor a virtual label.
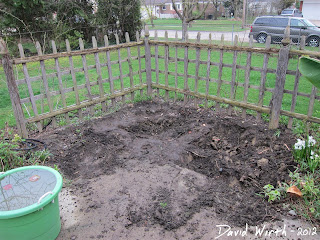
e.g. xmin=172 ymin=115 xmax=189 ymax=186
xmin=145 ymin=29 xmax=251 ymax=43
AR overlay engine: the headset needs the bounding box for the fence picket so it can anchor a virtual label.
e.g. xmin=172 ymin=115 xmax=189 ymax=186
xmin=79 ymin=38 xmax=94 ymax=115
xmin=104 ymin=35 xmax=115 ymax=107
xmin=136 ymin=32 xmax=143 ymax=97
xmin=20 ymin=43 xmax=42 ymax=132
xmin=256 ymin=36 xmax=271 ymax=121
xmin=288 ymin=36 xmax=305 ymax=128
xmin=216 ymin=34 xmax=224 ymax=112
xmin=205 ymin=33 xmax=212 ymax=108
xmin=155 ymin=31 xmax=160 ymax=96
xmin=194 ymin=32 xmax=201 ymax=107
xmin=164 ymin=31 xmax=169 ymax=100
xmin=174 ymin=31 xmax=178 ymax=101
xmin=115 ymin=34 xmax=125 ymax=104
xmin=125 ymin=32 xmax=135 ymax=101
xmin=66 ymin=39 xmax=83 ymax=120
xmin=52 ymin=40 xmax=70 ymax=124
xmin=29 ymin=41 xmax=54 ymax=126
xmin=242 ymin=35 xmax=253 ymax=119
xmin=144 ymin=26 xmax=152 ymax=96
xmin=92 ymin=36 xmax=106 ymax=112
xmin=227 ymin=35 xmax=238 ymax=115
xmin=183 ymin=33 xmax=189 ymax=104
xmin=2 ymin=39 xmax=28 ymax=137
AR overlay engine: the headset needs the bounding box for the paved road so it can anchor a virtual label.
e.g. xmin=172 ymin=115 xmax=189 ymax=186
xmin=145 ymin=29 xmax=251 ymax=43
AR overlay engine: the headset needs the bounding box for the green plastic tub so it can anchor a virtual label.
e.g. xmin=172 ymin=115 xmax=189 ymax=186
xmin=0 ymin=166 xmax=63 ymax=240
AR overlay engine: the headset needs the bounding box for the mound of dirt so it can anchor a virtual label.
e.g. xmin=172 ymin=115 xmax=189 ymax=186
xmin=38 ymin=100 xmax=303 ymax=239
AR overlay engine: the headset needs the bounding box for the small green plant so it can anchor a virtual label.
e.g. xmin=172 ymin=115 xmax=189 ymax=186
xmin=262 ymin=184 xmax=281 ymax=202
xmin=159 ymin=202 xmax=167 ymax=208
xmin=274 ymin=129 xmax=281 ymax=138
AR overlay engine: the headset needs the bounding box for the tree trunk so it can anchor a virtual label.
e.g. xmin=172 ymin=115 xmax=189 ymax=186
xmin=214 ymin=9 xmax=218 ymax=20
xmin=150 ymin=16 xmax=155 ymax=27
xmin=182 ymin=19 xmax=188 ymax=41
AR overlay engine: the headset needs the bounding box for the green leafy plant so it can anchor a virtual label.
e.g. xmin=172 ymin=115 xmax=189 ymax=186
xmin=159 ymin=202 xmax=167 ymax=208
xmin=262 ymin=184 xmax=281 ymax=202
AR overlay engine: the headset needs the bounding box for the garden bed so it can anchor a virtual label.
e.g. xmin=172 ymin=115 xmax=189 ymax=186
xmin=37 ymin=100 xmax=317 ymax=239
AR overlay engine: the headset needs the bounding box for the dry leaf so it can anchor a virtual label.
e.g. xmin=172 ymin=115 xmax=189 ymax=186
xmin=287 ymin=185 xmax=302 ymax=198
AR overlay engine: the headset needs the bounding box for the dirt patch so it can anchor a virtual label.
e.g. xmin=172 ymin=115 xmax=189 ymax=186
xmin=37 ymin=100 xmax=315 ymax=239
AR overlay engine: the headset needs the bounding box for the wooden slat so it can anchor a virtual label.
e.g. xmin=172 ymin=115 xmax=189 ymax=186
xmin=174 ymin=31 xmax=178 ymax=101
xmin=154 ymin=31 xmax=160 ymax=96
xmin=194 ymin=32 xmax=201 ymax=107
xmin=227 ymin=35 xmax=238 ymax=115
xmin=148 ymin=40 xmax=281 ymax=55
xmin=19 ymin=43 xmax=42 ymax=132
xmin=136 ymin=31 xmax=143 ymax=97
xmin=32 ymin=42 xmax=58 ymax=128
xmin=26 ymin=85 xmax=147 ymax=123
xmin=269 ymin=46 xmax=290 ymax=129
xmin=242 ymin=35 xmax=253 ymax=119
xmin=183 ymin=33 xmax=189 ymax=104
xmin=13 ymin=41 xmax=144 ymax=64
xmin=256 ymin=36 xmax=271 ymax=121
xmin=66 ymin=39 xmax=83 ymax=120
xmin=104 ymin=35 xmax=115 ymax=107
xmin=205 ymin=33 xmax=212 ymax=108
xmin=308 ymin=86 xmax=317 ymax=118
xmin=115 ymin=34 xmax=125 ymax=104
xmin=92 ymin=36 xmax=106 ymax=112
xmin=125 ymin=32 xmax=135 ymax=101
xmin=216 ymin=34 xmax=224 ymax=112
xmin=288 ymin=36 xmax=305 ymax=128
xmin=1 ymin=39 xmax=28 ymax=138
xmin=79 ymin=38 xmax=94 ymax=115
xmin=164 ymin=31 xmax=169 ymax=100
xmin=52 ymin=40 xmax=70 ymax=123
xmin=144 ymin=26 xmax=152 ymax=96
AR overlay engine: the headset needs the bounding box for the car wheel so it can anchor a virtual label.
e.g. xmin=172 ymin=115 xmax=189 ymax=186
xmin=257 ymin=33 xmax=267 ymax=44
xmin=307 ymin=36 xmax=320 ymax=47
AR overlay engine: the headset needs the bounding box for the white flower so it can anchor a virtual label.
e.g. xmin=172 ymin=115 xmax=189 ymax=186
xmin=307 ymin=136 xmax=316 ymax=147
xmin=294 ymin=139 xmax=305 ymax=150
xmin=310 ymin=150 xmax=319 ymax=160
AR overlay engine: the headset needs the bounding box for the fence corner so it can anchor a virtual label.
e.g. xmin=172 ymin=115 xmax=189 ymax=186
xmin=0 ymin=38 xmax=28 ymax=138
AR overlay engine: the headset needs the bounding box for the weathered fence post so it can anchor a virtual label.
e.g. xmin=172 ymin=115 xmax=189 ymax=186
xmin=0 ymin=39 xmax=28 ymax=138
xmin=144 ymin=26 xmax=152 ymax=96
xmin=269 ymin=26 xmax=291 ymax=129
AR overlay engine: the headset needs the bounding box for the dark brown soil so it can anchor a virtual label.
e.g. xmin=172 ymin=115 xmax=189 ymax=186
xmin=39 ymin=100 xmax=300 ymax=238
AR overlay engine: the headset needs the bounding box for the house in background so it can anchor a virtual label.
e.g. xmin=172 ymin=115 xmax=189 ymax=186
xmin=141 ymin=0 xmax=225 ymax=19
xmin=300 ymin=0 xmax=320 ymax=25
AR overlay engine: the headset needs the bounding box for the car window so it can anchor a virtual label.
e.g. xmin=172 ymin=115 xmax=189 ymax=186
xmin=290 ymin=19 xmax=305 ymax=27
xmin=282 ymin=10 xmax=293 ymax=14
xmin=273 ymin=18 xmax=289 ymax=27
xmin=254 ymin=18 xmax=269 ymax=25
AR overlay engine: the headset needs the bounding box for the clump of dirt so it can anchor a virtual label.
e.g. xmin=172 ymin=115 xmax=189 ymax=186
xmin=39 ymin=100 xmax=297 ymax=236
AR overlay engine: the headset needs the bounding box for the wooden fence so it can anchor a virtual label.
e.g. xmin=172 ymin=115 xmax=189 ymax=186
xmin=1 ymin=26 xmax=320 ymax=138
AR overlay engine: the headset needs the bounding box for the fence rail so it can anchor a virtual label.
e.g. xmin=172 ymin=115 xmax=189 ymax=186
xmin=1 ymin=26 xmax=320 ymax=138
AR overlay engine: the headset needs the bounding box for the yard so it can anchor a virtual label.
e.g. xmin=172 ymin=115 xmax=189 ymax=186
xmin=145 ymin=19 xmax=247 ymax=32
xmin=1 ymin=35 xmax=320 ymax=239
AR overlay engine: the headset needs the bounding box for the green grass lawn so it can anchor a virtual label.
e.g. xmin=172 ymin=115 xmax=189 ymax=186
xmin=0 ymin=40 xmax=319 ymax=130
xmin=145 ymin=18 xmax=247 ymax=32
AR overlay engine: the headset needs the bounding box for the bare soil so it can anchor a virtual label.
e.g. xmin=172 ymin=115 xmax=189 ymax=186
xmin=37 ymin=100 xmax=318 ymax=240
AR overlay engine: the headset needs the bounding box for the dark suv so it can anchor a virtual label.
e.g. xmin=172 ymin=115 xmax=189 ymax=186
xmin=249 ymin=16 xmax=320 ymax=47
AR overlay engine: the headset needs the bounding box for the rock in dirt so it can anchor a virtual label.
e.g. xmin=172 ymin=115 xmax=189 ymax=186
xmin=288 ymin=210 xmax=297 ymax=216
xmin=257 ymin=158 xmax=269 ymax=168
